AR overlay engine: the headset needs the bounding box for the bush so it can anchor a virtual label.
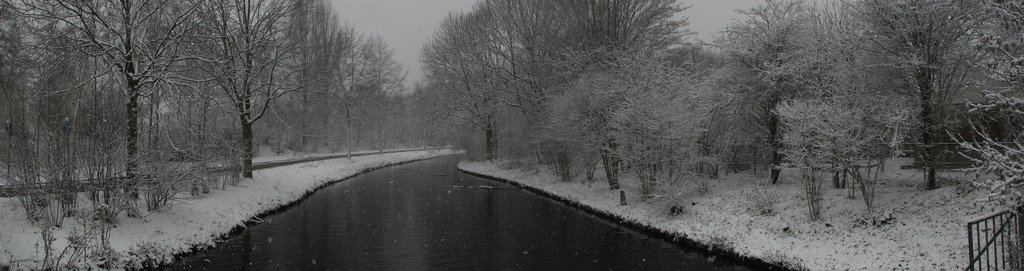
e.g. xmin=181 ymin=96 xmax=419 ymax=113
xmin=748 ymin=189 xmax=780 ymax=216
xmin=126 ymin=241 xmax=172 ymax=269
xmin=648 ymin=192 xmax=687 ymax=217
xmin=777 ymin=98 xmax=910 ymax=217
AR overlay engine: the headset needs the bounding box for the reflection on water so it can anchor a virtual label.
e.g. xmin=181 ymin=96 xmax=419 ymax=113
xmin=164 ymin=156 xmax=753 ymax=271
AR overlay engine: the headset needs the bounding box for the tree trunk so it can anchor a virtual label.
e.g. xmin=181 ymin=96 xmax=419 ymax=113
xmin=832 ymin=171 xmax=840 ymax=189
xmin=918 ymin=69 xmax=939 ymax=190
xmin=240 ymin=118 xmax=254 ymax=179
xmin=851 ymin=169 xmax=875 ymax=210
xmin=841 ymin=169 xmax=848 ymax=188
xmin=125 ymin=88 xmax=140 ymax=200
xmin=769 ymin=112 xmax=781 ymax=185
xmin=238 ymin=94 xmax=254 ymax=177
xmin=301 ymin=91 xmax=308 ymax=152
xmin=123 ymin=24 xmax=139 ymax=181
xmin=346 ymin=108 xmax=353 ymax=159
xmin=126 ymin=90 xmax=139 ymax=178
xmin=601 ymin=138 xmax=621 ymax=190
xmin=484 ymin=122 xmax=496 ymax=160
xmin=803 ymin=169 xmax=822 ymax=221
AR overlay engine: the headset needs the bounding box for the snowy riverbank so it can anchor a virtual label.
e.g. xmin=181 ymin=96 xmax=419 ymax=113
xmin=0 ymin=149 xmax=458 ymax=270
xmin=459 ymin=160 xmax=994 ymax=271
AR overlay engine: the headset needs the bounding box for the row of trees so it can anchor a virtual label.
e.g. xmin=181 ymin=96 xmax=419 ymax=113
xmin=420 ymin=0 xmax=1023 ymax=219
xmin=0 ymin=0 xmax=444 ymax=267
xmin=420 ymin=0 xmax=692 ymax=194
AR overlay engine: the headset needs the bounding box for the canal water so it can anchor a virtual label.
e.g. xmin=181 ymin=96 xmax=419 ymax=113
xmin=164 ymin=156 xmax=753 ymax=270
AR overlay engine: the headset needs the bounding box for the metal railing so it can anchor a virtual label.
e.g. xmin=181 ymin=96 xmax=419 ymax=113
xmin=967 ymin=207 xmax=1024 ymax=271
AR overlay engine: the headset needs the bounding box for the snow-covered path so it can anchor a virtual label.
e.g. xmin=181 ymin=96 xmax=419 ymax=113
xmin=0 ymin=148 xmax=459 ymax=270
xmin=0 ymin=148 xmax=446 ymax=197
xmin=250 ymin=147 xmax=428 ymax=164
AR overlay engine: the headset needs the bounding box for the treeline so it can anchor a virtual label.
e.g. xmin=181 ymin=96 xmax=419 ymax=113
xmin=419 ymin=0 xmax=1024 ymax=218
xmin=0 ymin=0 xmax=445 ymax=248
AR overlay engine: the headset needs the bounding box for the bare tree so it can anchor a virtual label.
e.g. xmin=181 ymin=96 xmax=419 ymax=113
xmin=330 ymin=28 xmax=369 ymax=158
xmin=197 ymin=0 xmax=300 ymax=178
xmin=359 ymin=36 xmax=405 ymax=155
xmin=610 ymin=51 xmax=707 ymax=199
xmin=549 ymin=0 xmax=690 ymax=190
xmin=19 ymin=0 xmax=202 ymax=181
xmin=852 ymin=0 xmax=982 ymax=189
xmin=290 ymin=0 xmax=338 ymax=152
xmin=716 ymin=0 xmax=812 ymax=185
xmin=422 ymin=10 xmax=505 ymax=160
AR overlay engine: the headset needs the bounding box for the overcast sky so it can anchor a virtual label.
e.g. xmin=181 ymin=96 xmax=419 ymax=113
xmin=329 ymin=0 xmax=760 ymax=86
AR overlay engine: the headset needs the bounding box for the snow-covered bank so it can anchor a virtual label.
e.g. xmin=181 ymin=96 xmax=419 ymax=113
xmin=0 ymin=149 xmax=459 ymax=270
xmin=459 ymin=160 xmax=991 ymax=271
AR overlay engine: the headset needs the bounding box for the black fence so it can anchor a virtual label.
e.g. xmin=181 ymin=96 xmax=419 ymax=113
xmin=967 ymin=207 xmax=1024 ymax=271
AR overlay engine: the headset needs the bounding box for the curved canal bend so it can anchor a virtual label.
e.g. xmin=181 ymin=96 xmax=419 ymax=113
xmin=164 ymin=156 xmax=754 ymax=270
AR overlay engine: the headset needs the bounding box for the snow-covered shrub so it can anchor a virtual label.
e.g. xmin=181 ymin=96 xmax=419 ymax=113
xmin=141 ymin=164 xmax=200 ymax=211
xmin=777 ymin=97 xmax=910 ymax=219
xmin=33 ymin=211 xmax=97 ymax=270
xmin=648 ymin=192 xmax=687 ymax=217
xmin=609 ymin=51 xmax=710 ymax=200
xmin=959 ymin=92 xmax=1024 ymax=205
xmin=30 ymin=206 xmax=118 ymax=270
xmin=4 ymin=122 xmax=48 ymax=222
xmin=540 ymin=72 xmax=614 ymax=183
xmin=126 ymin=241 xmax=172 ymax=269
xmin=60 ymin=221 xmax=95 ymax=267
xmin=777 ymin=99 xmax=849 ymax=220
xmin=748 ymin=189 xmax=780 ymax=216
xmin=37 ymin=225 xmax=56 ymax=269
xmin=649 ymin=177 xmax=693 ymax=216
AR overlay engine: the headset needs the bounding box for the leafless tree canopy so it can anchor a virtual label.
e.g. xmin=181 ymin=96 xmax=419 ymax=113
xmin=417 ymin=0 xmax=1021 ymax=218
xmin=0 ymin=0 xmax=1023 ymax=268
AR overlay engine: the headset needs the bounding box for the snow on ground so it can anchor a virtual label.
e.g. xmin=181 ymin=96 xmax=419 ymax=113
xmin=0 ymin=148 xmax=458 ymax=270
xmin=459 ymin=159 xmax=996 ymax=271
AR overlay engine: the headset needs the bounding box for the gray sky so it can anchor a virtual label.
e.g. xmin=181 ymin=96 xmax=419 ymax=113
xmin=329 ymin=0 xmax=760 ymax=86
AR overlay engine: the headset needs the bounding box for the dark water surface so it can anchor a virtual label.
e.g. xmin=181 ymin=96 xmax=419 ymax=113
xmin=164 ymin=156 xmax=753 ymax=271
